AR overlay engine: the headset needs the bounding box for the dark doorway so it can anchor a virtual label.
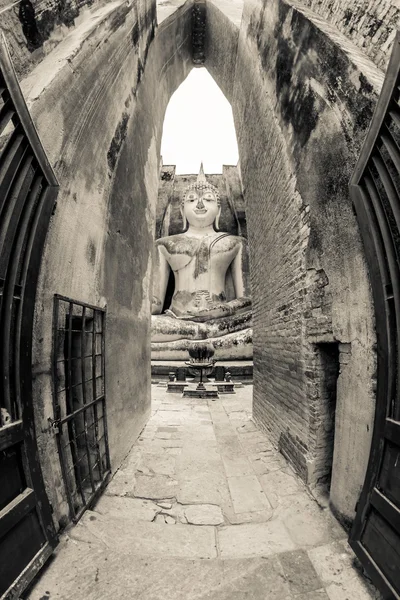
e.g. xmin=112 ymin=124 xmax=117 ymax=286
xmin=314 ymin=342 xmax=339 ymax=491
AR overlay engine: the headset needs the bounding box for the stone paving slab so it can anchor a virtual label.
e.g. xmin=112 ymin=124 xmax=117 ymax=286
xmin=134 ymin=473 xmax=178 ymax=499
xmin=227 ymin=474 xmax=271 ymax=513
xmin=279 ymin=549 xmax=323 ymax=596
xmin=138 ymin=452 xmax=176 ymax=476
xmin=28 ymin=551 xmax=293 ymax=600
xmin=94 ymin=495 xmax=160 ymax=521
xmin=308 ymin=541 xmax=381 ymax=599
xmin=222 ymin=454 xmax=254 ymax=476
xmin=218 ymin=521 xmax=296 ymax=558
xmin=184 ymin=504 xmax=224 ymax=525
xmin=27 ymin=385 xmax=380 ymax=600
xmin=78 ymin=511 xmax=217 ymax=559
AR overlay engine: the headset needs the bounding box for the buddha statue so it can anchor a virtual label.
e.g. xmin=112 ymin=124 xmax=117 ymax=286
xmin=151 ymin=165 xmax=252 ymax=360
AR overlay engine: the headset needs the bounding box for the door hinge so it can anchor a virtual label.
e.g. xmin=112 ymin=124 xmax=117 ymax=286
xmin=48 ymin=406 xmax=61 ymax=434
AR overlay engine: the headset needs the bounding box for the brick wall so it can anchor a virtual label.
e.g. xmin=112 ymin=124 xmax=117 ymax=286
xmin=295 ymin=0 xmax=398 ymax=71
xmin=235 ymin=0 xmax=380 ymax=521
xmin=205 ymin=0 xmax=381 ymax=522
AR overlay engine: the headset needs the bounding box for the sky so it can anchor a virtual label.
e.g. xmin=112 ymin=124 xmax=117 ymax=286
xmin=160 ymin=68 xmax=239 ymax=174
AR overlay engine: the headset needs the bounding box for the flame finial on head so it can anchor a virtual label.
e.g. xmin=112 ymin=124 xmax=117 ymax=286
xmin=197 ymin=162 xmax=207 ymax=184
xmin=182 ymin=163 xmax=220 ymax=205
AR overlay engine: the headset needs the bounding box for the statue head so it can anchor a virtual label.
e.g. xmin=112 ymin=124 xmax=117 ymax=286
xmin=181 ymin=164 xmax=221 ymax=230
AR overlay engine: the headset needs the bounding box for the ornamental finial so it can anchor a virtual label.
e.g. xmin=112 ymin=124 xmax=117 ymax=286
xmin=197 ymin=162 xmax=207 ymax=184
xmin=182 ymin=163 xmax=220 ymax=205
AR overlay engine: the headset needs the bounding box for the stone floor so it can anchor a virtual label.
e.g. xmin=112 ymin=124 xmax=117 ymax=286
xmin=27 ymin=386 xmax=381 ymax=600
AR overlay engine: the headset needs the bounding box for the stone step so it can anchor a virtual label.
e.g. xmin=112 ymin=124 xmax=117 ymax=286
xmin=71 ymin=509 xmax=217 ymax=559
xmin=151 ymin=360 xmax=253 ymax=382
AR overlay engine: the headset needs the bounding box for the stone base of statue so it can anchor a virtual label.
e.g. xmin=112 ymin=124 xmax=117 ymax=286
xmin=167 ymin=382 xmax=188 ymax=393
xmin=151 ymin=360 xmax=253 ymax=383
xmin=182 ymin=383 xmax=219 ymax=399
xmin=151 ymin=327 xmax=253 ymax=361
xmin=212 ymin=382 xmax=235 ymax=394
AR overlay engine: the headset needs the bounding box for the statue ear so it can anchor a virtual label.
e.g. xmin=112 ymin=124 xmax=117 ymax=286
xmin=215 ymin=206 xmax=221 ymax=231
xmin=180 ymin=206 xmax=187 ymax=231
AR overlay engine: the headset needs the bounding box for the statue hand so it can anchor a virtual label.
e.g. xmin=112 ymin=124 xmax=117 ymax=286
xmin=179 ymin=303 xmax=232 ymax=322
xmin=151 ymin=296 xmax=163 ymax=315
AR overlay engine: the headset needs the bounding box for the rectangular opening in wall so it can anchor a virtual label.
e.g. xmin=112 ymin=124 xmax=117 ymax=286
xmin=314 ymin=342 xmax=340 ymax=492
xmin=52 ymin=295 xmax=111 ymax=523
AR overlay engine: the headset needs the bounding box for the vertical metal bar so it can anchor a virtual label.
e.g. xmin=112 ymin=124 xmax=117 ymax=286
xmin=0 ymin=158 xmax=35 ymax=418
xmin=372 ymin=152 xmax=400 ymax=238
xmin=9 ymin=175 xmax=42 ymax=421
xmin=91 ymin=313 xmax=102 ymax=481
xmin=363 ymin=175 xmax=397 ymax=413
xmin=80 ymin=306 xmax=95 ymax=493
xmin=101 ymin=310 xmax=111 ymax=471
xmin=371 ymin=152 xmax=400 ymax=411
xmin=381 ymin=124 xmax=400 ymax=174
xmin=0 ymin=33 xmax=58 ymax=186
xmin=66 ymin=301 xmax=85 ymax=507
xmin=52 ymin=296 xmax=75 ymax=520
xmin=0 ymin=130 xmax=27 ymax=212
xmin=0 ymin=153 xmax=34 ymax=274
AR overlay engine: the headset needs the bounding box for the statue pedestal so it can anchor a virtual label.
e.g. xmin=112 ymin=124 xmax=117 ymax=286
xmin=182 ymin=386 xmax=219 ymax=399
xmin=167 ymin=382 xmax=188 ymax=393
xmin=151 ymin=360 xmax=253 ymax=382
xmin=212 ymin=382 xmax=235 ymax=394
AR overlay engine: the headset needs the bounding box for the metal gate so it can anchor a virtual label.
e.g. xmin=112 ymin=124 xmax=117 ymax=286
xmin=52 ymin=295 xmax=111 ymax=522
xmin=0 ymin=34 xmax=59 ymax=599
xmin=349 ymin=32 xmax=400 ymax=599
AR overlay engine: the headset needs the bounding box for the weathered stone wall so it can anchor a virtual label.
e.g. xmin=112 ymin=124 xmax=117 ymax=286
xmin=294 ymin=0 xmax=398 ymax=71
xmin=206 ymin=0 xmax=384 ymax=523
xmin=17 ymin=0 xmax=192 ymax=528
xmin=10 ymin=0 xmax=395 ymax=529
xmin=0 ymin=0 xmax=104 ymax=78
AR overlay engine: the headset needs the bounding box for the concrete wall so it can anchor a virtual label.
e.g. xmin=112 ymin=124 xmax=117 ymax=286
xmin=205 ymin=0 xmax=386 ymax=524
xmin=10 ymin=0 xmax=192 ymax=528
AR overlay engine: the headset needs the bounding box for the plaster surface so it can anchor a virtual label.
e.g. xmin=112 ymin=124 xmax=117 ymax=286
xmin=16 ymin=0 xmax=193 ymax=529
xmin=27 ymin=385 xmax=380 ymax=600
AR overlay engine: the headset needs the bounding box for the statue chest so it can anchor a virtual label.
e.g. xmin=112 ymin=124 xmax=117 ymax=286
xmin=167 ymin=243 xmax=238 ymax=276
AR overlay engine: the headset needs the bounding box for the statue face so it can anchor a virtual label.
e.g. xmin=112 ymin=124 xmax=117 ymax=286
xmin=183 ymin=188 xmax=220 ymax=228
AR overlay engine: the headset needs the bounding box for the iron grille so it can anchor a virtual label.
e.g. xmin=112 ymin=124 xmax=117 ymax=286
xmin=52 ymin=295 xmax=111 ymax=522
xmin=0 ymin=32 xmax=58 ymax=428
xmin=0 ymin=32 xmax=58 ymax=598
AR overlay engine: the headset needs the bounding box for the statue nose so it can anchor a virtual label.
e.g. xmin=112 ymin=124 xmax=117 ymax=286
xmin=196 ymin=198 xmax=205 ymax=209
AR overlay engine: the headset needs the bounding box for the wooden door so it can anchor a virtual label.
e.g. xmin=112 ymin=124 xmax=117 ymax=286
xmin=0 ymin=34 xmax=59 ymax=599
xmin=349 ymin=33 xmax=400 ymax=600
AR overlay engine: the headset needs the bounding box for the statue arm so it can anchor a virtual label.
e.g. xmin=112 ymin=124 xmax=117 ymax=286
xmin=231 ymin=237 xmax=251 ymax=299
xmin=151 ymin=244 xmax=170 ymax=315
xmin=180 ymin=238 xmax=251 ymax=322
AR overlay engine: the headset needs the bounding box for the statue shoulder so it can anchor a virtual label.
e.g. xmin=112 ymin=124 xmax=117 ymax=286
xmin=229 ymin=234 xmax=249 ymax=251
xmin=217 ymin=233 xmax=247 ymax=244
xmin=155 ymin=234 xmax=188 ymax=255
